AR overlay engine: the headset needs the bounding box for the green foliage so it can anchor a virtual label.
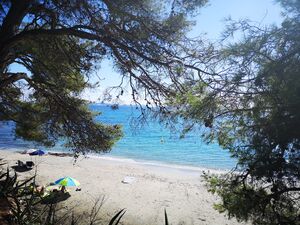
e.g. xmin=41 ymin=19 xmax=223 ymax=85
xmin=0 ymin=0 xmax=207 ymax=153
xmin=204 ymin=173 xmax=300 ymax=225
xmin=167 ymin=1 xmax=300 ymax=224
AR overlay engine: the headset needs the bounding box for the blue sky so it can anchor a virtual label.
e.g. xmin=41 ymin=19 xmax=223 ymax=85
xmin=10 ymin=0 xmax=283 ymax=104
xmin=83 ymin=0 xmax=283 ymax=103
xmin=191 ymin=0 xmax=282 ymax=39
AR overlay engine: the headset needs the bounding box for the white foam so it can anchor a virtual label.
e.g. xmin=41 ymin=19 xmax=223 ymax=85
xmin=1 ymin=149 xmax=229 ymax=175
xmin=86 ymin=154 xmax=228 ymax=174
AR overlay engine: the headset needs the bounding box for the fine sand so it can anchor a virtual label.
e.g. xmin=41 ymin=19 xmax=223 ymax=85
xmin=0 ymin=150 xmax=245 ymax=225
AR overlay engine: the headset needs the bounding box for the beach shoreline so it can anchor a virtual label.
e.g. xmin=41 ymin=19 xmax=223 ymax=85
xmin=0 ymin=149 xmax=243 ymax=225
xmin=3 ymin=147 xmax=232 ymax=174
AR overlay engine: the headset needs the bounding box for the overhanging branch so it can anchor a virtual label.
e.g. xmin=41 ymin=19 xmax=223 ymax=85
xmin=0 ymin=72 xmax=29 ymax=89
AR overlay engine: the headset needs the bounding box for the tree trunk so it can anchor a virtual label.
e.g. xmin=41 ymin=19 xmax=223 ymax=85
xmin=0 ymin=1 xmax=30 ymax=74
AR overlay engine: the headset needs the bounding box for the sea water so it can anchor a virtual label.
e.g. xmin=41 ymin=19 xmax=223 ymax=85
xmin=0 ymin=104 xmax=236 ymax=170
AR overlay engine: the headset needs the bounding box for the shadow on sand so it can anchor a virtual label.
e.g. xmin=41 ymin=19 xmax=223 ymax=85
xmin=11 ymin=165 xmax=32 ymax=173
xmin=41 ymin=191 xmax=71 ymax=204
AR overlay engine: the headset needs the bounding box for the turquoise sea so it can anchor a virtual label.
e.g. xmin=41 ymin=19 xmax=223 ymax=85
xmin=0 ymin=104 xmax=236 ymax=170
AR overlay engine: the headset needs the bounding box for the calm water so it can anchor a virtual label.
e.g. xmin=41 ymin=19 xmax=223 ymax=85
xmin=0 ymin=104 xmax=236 ymax=169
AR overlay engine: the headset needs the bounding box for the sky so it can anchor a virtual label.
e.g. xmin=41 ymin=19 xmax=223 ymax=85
xmin=81 ymin=0 xmax=284 ymax=104
xmin=191 ymin=0 xmax=283 ymax=40
xmin=10 ymin=0 xmax=284 ymax=104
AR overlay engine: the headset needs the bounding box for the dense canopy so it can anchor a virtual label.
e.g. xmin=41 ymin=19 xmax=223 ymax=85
xmin=0 ymin=0 xmax=207 ymax=152
xmin=165 ymin=1 xmax=300 ymax=224
xmin=1 ymin=1 xmax=299 ymax=224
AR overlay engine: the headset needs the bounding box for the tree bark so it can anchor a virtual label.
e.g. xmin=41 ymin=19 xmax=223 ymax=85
xmin=0 ymin=72 xmax=28 ymax=88
xmin=0 ymin=1 xmax=31 ymax=74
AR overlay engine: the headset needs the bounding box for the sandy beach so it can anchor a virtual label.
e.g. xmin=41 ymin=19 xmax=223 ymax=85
xmin=0 ymin=150 xmax=244 ymax=225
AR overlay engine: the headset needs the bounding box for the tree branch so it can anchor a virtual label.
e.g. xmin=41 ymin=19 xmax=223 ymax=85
xmin=0 ymin=72 xmax=29 ymax=89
